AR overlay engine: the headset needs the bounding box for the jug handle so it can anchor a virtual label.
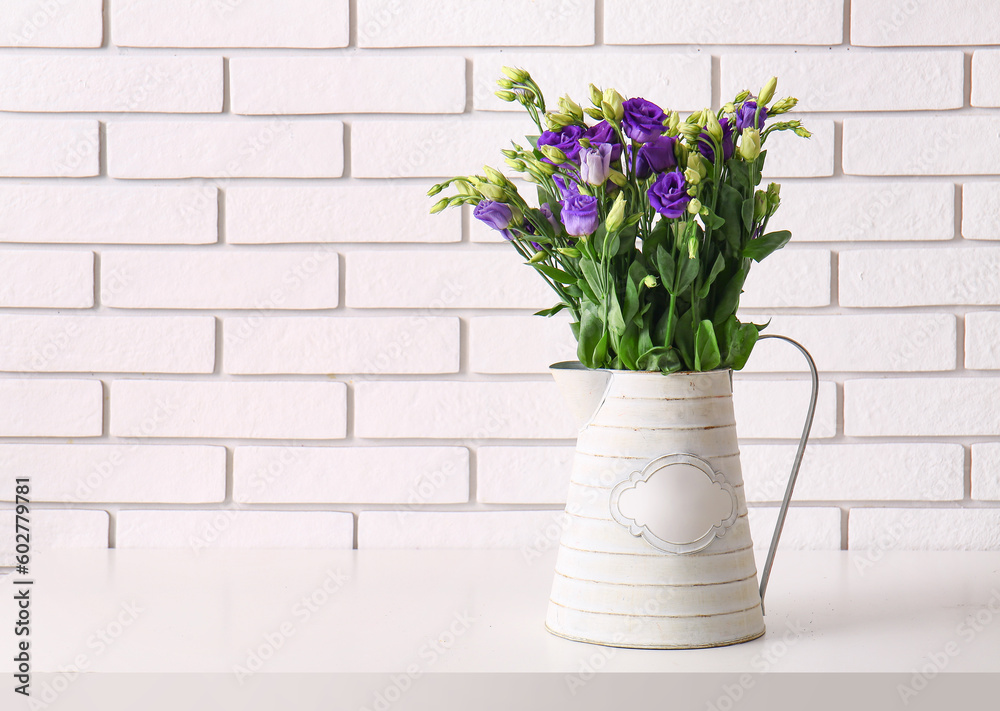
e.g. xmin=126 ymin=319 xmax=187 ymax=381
xmin=755 ymin=334 xmax=819 ymax=615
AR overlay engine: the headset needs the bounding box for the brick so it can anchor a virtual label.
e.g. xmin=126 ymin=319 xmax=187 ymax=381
xmin=0 ymin=56 xmax=221 ymax=112
xmin=761 ymin=120 xmax=834 ymax=178
xmin=971 ymin=51 xmax=1000 ymax=107
xmin=849 ymin=509 xmax=1000 ymax=550
xmin=742 ymin=314 xmax=956 ymax=373
xmin=844 ymin=117 xmax=1000 ymax=176
xmin=346 ymin=250 xmax=552 ymax=309
xmin=351 ymin=119 xmax=529 ymax=179
xmin=107 ymin=120 xmax=343 ymax=179
xmin=852 ymin=0 xmax=1000 ymax=46
xmin=233 ymin=446 xmax=468 ymax=504
xmin=605 ymin=0 xmax=843 ymax=45
xmin=0 ymin=185 xmax=217 ymax=244
xmin=0 ymin=379 xmax=102 ymax=436
xmin=965 ymin=312 xmax=1000 ymax=370
xmin=845 ymin=377 xmax=1000 ymax=437
xmin=962 ymin=182 xmax=1000 ymax=241
xmin=739 ymin=249 xmax=831 ymax=309
xmin=0 ymin=511 xmax=107 ymax=564
xmin=972 ymin=444 xmax=1000 ymax=500
xmin=223 ymin=316 xmax=459 ymax=374
xmin=721 ymin=52 xmax=963 ymax=112
xmin=0 ymin=444 xmax=225 ymax=503
xmin=101 ymin=249 xmax=338 ymax=309
xmin=112 ymin=0 xmax=348 ymax=48
xmin=840 ymin=248 xmax=1000 ymax=307
xmin=116 ymin=510 xmax=354 ymax=548
xmin=110 ymin=380 xmax=347 ymax=439
xmin=358 ymin=510 xmax=564 ymax=548
xmin=355 ymin=381 xmax=577 ymax=439
xmin=747 ymin=507 xmax=841 ymax=550
xmin=469 ymin=316 xmax=578 ymax=374
xmin=477 ymin=446 xmax=574 ymax=504
xmin=732 ymin=379 xmax=837 ymax=439
xmin=226 ymin=185 xmax=460 ymax=244
xmin=473 ymin=53 xmax=710 ymax=113
xmin=231 ymin=56 xmax=465 ymax=115
xmin=0 ymin=250 xmax=93 ymax=308
xmin=742 ymin=444 xmax=964 ymax=502
xmin=0 ymin=315 xmax=215 ymax=373
xmin=1 ymin=0 xmax=102 ymax=48
xmin=0 ymin=120 xmax=98 ymax=177
xmin=778 ymin=181 xmax=954 ymax=242
xmin=356 ymin=0 xmax=594 ymax=48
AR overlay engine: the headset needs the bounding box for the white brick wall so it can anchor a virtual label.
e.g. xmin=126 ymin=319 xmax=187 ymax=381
xmin=2 ymin=1 xmax=998 ymax=556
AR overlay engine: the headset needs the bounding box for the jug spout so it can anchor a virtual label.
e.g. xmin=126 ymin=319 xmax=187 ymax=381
xmin=549 ymin=361 xmax=613 ymax=429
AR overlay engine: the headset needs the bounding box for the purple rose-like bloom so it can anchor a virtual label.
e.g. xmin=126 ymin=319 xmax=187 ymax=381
xmin=553 ymin=174 xmax=580 ymax=199
xmin=559 ymin=193 xmax=600 ymax=236
xmin=473 ymin=200 xmax=513 ymax=231
xmin=736 ymin=100 xmax=768 ymax=131
xmin=635 ymin=134 xmax=678 ymax=180
xmin=539 ymin=203 xmax=560 ymax=233
xmin=538 ymin=124 xmax=585 ymax=163
xmin=648 ymin=171 xmax=690 ymax=219
xmin=580 ymin=143 xmax=613 ymax=186
xmin=697 ymin=117 xmax=734 ymax=164
xmin=585 ymin=120 xmax=622 ymax=162
xmin=622 ymin=97 xmax=666 ymax=144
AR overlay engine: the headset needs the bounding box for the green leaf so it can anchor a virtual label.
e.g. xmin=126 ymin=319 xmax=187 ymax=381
xmin=726 ymin=158 xmax=751 ymax=191
xmin=576 ymin=304 xmax=604 ymax=368
xmin=605 ymin=290 xmax=626 ymax=338
xmin=702 ymin=209 xmax=725 ymax=231
xmin=576 ymin=277 xmax=597 ymax=303
xmin=638 ymin=345 xmax=681 ymax=373
xmin=532 ymin=264 xmax=577 ymax=284
xmin=569 ymin=321 xmax=580 ymax=340
xmin=533 ymin=303 xmax=567 ymax=317
xmin=578 ymin=257 xmax=604 ymax=298
xmin=696 ymin=253 xmax=726 ymax=299
xmin=643 ymin=218 xmax=670 ymax=261
xmin=593 ymin=331 xmax=609 ymax=366
xmin=655 ymin=245 xmax=676 ymax=294
xmin=712 ymin=270 xmax=747 ymax=326
xmin=675 ymin=308 xmax=695 ymax=370
xmin=741 ymin=197 xmax=755 ymax=231
xmin=694 ymin=319 xmax=721 ymax=371
xmin=618 ymin=323 xmax=640 ymax=370
xmin=675 ymin=253 xmax=700 ymax=295
xmin=743 ymin=230 xmax=791 ymax=262
xmin=718 ymin=316 xmax=758 ymax=371
xmin=715 ymin=183 xmax=743 ymax=251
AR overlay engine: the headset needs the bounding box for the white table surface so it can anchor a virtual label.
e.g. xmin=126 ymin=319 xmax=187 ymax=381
xmin=2 ymin=549 xmax=999 ymax=709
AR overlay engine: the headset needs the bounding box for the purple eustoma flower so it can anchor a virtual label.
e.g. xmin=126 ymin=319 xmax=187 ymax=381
xmin=580 ymin=143 xmax=613 ymax=186
xmin=621 ymin=97 xmax=667 ymax=144
xmin=585 ymin=121 xmax=622 ymax=162
xmin=473 ymin=200 xmax=513 ymax=231
xmin=735 ymin=100 xmax=768 ymax=131
xmin=538 ymin=124 xmax=585 ymax=163
xmin=697 ymin=117 xmax=734 ymax=164
xmin=539 ymin=203 xmax=560 ymax=233
xmin=559 ymin=194 xmax=600 ymax=236
xmin=635 ymin=135 xmax=678 ymax=180
xmin=648 ymin=171 xmax=690 ymax=219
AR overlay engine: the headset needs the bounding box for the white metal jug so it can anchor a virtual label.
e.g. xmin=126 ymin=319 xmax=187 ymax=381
xmin=545 ymin=336 xmax=817 ymax=649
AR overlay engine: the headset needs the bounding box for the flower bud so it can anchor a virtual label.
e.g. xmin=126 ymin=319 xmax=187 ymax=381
xmin=584 ymin=107 xmax=605 ymax=121
xmin=758 ymin=76 xmax=777 ymax=105
xmin=529 ymin=158 xmax=557 ymax=176
xmin=558 ymin=94 xmax=584 ymax=123
xmin=539 ymin=145 xmax=567 ymax=164
xmin=734 ymin=89 xmax=751 ymax=103
xmin=588 ymin=83 xmax=603 ymax=106
xmin=753 ymin=190 xmax=767 ymax=222
xmin=767 ymin=182 xmax=781 ymax=212
xmin=477 ymin=183 xmax=506 ymax=201
xmin=687 ymin=151 xmax=708 ymax=179
xmin=723 ymin=102 xmax=736 ymax=114
xmin=495 ymin=90 xmax=516 ymax=102
xmin=667 ymin=110 xmax=681 ymax=131
xmin=769 ymin=96 xmax=798 ymax=115
xmin=683 ymin=167 xmax=701 ymax=185
xmin=704 ymin=112 xmax=723 ymax=142
xmin=483 ymin=165 xmax=507 ymax=185
xmin=739 ymin=127 xmax=761 ymax=161
xmin=557 ymin=247 xmax=581 ymax=258
xmin=793 ymin=125 xmax=812 ymax=138
xmin=606 ymin=193 xmax=627 ymax=233
xmin=643 ymin=274 xmax=658 ymax=289
xmin=501 ymin=66 xmax=530 ymax=83
xmin=447 ymin=196 xmax=467 ymax=208
xmin=601 ymin=88 xmax=624 ymax=123
xmin=678 ymin=122 xmax=701 ymax=141
xmin=427 ymin=183 xmax=444 ymax=197
xmin=528 ymin=249 xmax=547 ymax=263
xmin=608 ymin=169 xmax=627 ymax=187
xmin=430 ymin=197 xmax=449 ymax=214
xmin=504 ymin=157 xmax=526 ymax=171
xmin=496 ymin=78 xmax=514 ymax=89
xmin=687 ymin=233 xmax=699 ymax=257
xmin=544 ymin=112 xmax=575 ymax=131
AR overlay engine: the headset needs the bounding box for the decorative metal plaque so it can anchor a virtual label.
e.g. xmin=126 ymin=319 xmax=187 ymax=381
xmin=609 ymin=453 xmax=739 ymax=555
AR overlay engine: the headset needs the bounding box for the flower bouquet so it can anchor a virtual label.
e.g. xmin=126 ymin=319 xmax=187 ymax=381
xmin=430 ymin=68 xmax=809 ymax=373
